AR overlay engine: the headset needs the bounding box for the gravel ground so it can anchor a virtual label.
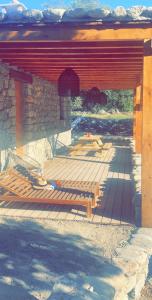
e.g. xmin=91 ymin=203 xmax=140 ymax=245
xmin=34 ymin=220 xmax=134 ymax=259
xmin=0 ymin=217 xmax=134 ymax=299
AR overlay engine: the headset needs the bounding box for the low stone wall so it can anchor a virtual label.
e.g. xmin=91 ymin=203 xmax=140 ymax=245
xmin=0 ymin=62 xmax=71 ymax=169
xmin=112 ymin=240 xmax=149 ymax=300
xmin=130 ymin=138 xmax=142 ymax=226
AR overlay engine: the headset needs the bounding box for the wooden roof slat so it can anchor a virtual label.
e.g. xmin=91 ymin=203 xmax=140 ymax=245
xmin=80 ymin=81 xmax=137 ymax=84
xmin=0 ymin=54 xmax=143 ymax=59
xmin=34 ymin=76 xmax=139 ymax=80
xmin=32 ymin=71 xmax=139 ymax=76
xmin=81 ymin=85 xmax=137 ymax=90
xmin=40 ymin=76 xmax=138 ymax=82
xmin=8 ymin=61 xmax=142 ymax=66
xmin=35 ymin=77 xmax=140 ymax=81
xmin=41 ymin=70 xmax=139 ymax=74
xmin=17 ymin=70 xmax=142 ymax=74
xmin=16 ymin=64 xmax=142 ymax=69
xmin=0 ymin=49 xmax=143 ymax=55
xmin=0 ymin=40 xmax=144 ymax=48
xmin=19 ymin=67 xmax=142 ymax=71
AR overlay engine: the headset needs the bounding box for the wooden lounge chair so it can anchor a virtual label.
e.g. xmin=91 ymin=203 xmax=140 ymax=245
xmin=102 ymin=143 xmax=113 ymax=150
xmin=0 ymin=167 xmax=100 ymax=218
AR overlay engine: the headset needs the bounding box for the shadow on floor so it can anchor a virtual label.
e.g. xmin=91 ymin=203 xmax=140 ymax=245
xmin=96 ymin=177 xmax=134 ymax=224
xmin=0 ymin=218 xmax=122 ymax=299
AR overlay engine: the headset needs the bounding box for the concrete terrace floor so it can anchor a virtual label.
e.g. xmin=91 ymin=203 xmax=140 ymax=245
xmin=0 ymin=137 xmax=135 ymax=225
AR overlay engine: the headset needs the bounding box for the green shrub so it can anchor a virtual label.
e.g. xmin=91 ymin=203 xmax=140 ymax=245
xmin=71 ymin=96 xmax=83 ymax=111
xmin=90 ymin=104 xmax=105 ymax=114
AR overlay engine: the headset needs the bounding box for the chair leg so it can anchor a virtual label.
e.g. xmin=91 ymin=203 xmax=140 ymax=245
xmin=87 ymin=202 xmax=92 ymax=218
xmin=92 ymin=197 xmax=97 ymax=208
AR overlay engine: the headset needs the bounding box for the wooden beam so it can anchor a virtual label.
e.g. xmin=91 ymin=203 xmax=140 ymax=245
xmin=10 ymin=69 xmax=33 ymax=84
xmin=142 ymin=39 xmax=152 ymax=227
xmin=0 ymin=26 xmax=151 ymax=41
xmin=135 ymin=85 xmax=142 ymax=154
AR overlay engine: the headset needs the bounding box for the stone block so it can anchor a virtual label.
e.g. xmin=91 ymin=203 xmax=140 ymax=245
xmin=4 ymin=99 xmax=12 ymax=109
xmin=0 ymin=80 xmax=4 ymax=91
xmin=0 ymin=111 xmax=8 ymax=121
xmin=7 ymin=89 xmax=15 ymax=97
xmin=26 ymin=111 xmax=35 ymax=118
xmin=24 ymin=118 xmax=36 ymax=125
xmin=2 ymin=90 xmax=7 ymax=97
xmin=11 ymin=96 xmax=16 ymax=105
xmin=131 ymin=234 xmax=152 ymax=253
xmin=8 ymin=78 xmax=15 ymax=89
xmin=8 ymin=127 xmax=16 ymax=134
xmin=135 ymin=272 xmax=148 ymax=299
xmin=26 ymin=95 xmax=35 ymax=103
xmin=10 ymin=118 xmax=16 ymax=126
xmin=3 ymin=79 xmax=9 ymax=89
xmin=0 ymin=64 xmax=9 ymax=75
xmin=0 ymin=101 xmax=4 ymax=110
xmin=9 ymin=106 xmax=16 ymax=117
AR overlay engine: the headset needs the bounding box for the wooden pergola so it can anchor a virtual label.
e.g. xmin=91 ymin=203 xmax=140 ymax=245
xmin=0 ymin=22 xmax=152 ymax=226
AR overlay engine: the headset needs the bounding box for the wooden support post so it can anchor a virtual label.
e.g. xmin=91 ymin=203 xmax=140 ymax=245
xmin=133 ymin=89 xmax=136 ymax=141
xmin=135 ymin=85 xmax=142 ymax=154
xmin=142 ymin=40 xmax=152 ymax=227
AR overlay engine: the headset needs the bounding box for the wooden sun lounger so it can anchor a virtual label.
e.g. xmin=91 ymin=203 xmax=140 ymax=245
xmin=102 ymin=143 xmax=113 ymax=150
xmin=0 ymin=168 xmax=100 ymax=218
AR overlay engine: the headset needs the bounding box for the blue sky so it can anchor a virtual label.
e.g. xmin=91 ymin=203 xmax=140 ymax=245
xmin=0 ymin=0 xmax=151 ymax=9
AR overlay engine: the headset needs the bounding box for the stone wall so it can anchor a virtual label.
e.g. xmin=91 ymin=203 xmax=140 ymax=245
xmin=0 ymin=64 xmax=16 ymax=150
xmin=0 ymin=64 xmax=17 ymax=169
xmin=23 ymin=77 xmax=71 ymax=166
xmin=0 ymin=62 xmax=71 ymax=169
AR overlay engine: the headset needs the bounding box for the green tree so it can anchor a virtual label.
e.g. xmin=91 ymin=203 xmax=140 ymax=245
xmin=104 ymin=90 xmax=134 ymax=112
xmin=84 ymin=88 xmax=107 ymax=108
